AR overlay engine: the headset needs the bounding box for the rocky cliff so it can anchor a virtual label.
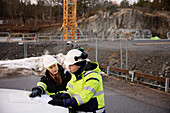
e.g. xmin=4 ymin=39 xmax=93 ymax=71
xmin=78 ymin=8 xmax=170 ymax=39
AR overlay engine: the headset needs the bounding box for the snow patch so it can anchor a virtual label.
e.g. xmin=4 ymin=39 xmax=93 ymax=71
xmin=0 ymin=53 xmax=67 ymax=78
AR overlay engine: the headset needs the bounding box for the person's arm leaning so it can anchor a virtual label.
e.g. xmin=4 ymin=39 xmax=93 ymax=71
xmin=29 ymin=76 xmax=47 ymax=98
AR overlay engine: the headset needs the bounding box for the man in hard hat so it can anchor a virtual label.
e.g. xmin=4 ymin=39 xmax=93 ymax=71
xmin=48 ymin=49 xmax=105 ymax=113
xmin=29 ymin=55 xmax=71 ymax=97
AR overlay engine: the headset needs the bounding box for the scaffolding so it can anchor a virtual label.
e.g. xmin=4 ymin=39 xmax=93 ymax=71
xmin=60 ymin=0 xmax=77 ymax=40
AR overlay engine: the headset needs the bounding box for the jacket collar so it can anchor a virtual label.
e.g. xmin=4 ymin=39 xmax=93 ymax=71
xmin=73 ymin=61 xmax=86 ymax=80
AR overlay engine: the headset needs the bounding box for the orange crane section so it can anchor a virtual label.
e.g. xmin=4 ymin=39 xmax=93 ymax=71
xmin=60 ymin=0 xmax=77 ymax=40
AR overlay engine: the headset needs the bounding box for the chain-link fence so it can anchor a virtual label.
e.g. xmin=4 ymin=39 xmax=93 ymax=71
xmin=111 ymin=29 xmax=152 ymax=40
xmin=90 ymin=38 xmax=170 ymax=92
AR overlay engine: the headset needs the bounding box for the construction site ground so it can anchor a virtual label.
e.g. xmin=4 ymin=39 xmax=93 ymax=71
xmin=103 ymin=75 xmax=170 ymax=110
xmin=0 ymin=40 xmax=170 ymax=110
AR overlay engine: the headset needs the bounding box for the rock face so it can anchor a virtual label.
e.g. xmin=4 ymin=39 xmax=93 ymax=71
xmin=78 ymin=8 xmax=170 ymax=39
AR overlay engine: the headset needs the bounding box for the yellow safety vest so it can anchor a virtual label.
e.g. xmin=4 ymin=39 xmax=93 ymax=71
xmin=66 ymin=61 xmax=105 ymax=109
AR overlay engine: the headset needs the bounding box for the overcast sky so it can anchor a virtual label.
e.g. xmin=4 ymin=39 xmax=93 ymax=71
xmin=31 ymin=0 xmax=139 ymax=5
xmin=110 ymin=0 xmax=138 ymax=4
xmin=30 ymin=0 xmax=155 ymax=5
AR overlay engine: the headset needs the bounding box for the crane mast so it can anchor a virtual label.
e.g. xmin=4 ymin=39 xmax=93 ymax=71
xmin=60 ymin=0 xmax=77 ymax=40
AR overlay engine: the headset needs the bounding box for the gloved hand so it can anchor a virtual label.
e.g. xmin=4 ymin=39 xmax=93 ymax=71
xmin=50 ymin=93 xmax=71 ymax=100
xmin=48 ymin=99 xmax=65 ymax=107
xmin=29 ymin=89 xmax=41 ymax=98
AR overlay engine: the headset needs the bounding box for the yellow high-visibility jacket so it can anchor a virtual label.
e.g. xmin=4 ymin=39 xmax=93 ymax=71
xmin=65 ymin=61 xmax=105 ymax=112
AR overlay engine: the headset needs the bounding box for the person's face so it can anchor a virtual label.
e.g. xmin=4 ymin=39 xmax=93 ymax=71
xmin=48 ymin=63 xmax=58 ymax=75
xmin=68 ymin=65 xmax=80 ymax=73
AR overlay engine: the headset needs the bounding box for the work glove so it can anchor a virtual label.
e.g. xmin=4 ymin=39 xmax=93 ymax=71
xmin=50 ymin=93 xmax=71 ymax=100
xmin=29 ymin=89 xmax=41 ymax=98
xmin=48 ymin=99 xmax=65 ymax=107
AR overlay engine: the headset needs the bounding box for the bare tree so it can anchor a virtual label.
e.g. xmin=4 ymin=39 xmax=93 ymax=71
xmin=37 ymin=0 xmax=46 ymax=21
xmin=120 ymin=0 xmax=129 ymax=8
xmin=43 ymin=0 xmax=58 ymax=22
xmin=20 ymin=0 xmax=31 ymax=27
xmin=56 ymin=0 xmax=62 ymax=22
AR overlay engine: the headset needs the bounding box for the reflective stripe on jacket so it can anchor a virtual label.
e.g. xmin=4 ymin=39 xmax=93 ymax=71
xmin=37 ymin=82 xmax=55 ymax=95
xmin=66 ymin=61 xmax=105 ymax=110
xmin=77 ymin=107 xmax=105 ymax=113
xmin=36 ymin=64 xmax=71 ymax=95
xmin=37 ymin=82 xmax=47 ymax=92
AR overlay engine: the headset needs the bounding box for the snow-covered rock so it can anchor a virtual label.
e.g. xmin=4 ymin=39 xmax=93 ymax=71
xmin=0 ymin=53 xmax=67 ymax=78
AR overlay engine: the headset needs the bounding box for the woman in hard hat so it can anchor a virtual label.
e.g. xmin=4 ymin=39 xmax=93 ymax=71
xmin=29 ymin=55 xmax=71 ymax=97
xmin=48 ymin=49 xmax=105 ymax=113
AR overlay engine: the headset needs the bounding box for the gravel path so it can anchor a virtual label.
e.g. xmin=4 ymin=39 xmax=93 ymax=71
xmin=103 ymin=75 xmax=170 ymax=109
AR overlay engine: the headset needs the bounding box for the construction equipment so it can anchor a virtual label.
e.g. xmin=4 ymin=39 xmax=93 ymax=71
xmin=60 ymin=0 xmax=77 ymax=40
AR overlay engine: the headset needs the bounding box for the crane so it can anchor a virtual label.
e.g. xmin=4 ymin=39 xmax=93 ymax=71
xmin=60 ymin=0 xmax=78 ymax=40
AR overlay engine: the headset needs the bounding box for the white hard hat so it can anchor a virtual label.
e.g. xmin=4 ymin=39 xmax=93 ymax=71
xmin=64 ymin=49 xmax=84 ymax=66
xmin=43 ymin=55 xmax=57 ymax=68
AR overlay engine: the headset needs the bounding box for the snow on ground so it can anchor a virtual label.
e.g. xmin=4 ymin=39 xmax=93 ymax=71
xmin=0 ymin=53 xmax=67 ymax=78
xmin=0 ymin=52 xmax=106 ymax=78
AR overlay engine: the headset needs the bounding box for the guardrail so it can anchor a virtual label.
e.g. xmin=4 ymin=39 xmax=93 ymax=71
xmin=10 ymin=33 xmax=24 ymax=42
xmin=0 ymin=32 xmax=10 ymax=42
xmin=1 ymin=31 xmax=169 ymax=42
xmin=99 ymin=65 xmax=169 ymax=93
xmin=0 ymin=32 xmax=89 ymax=42
xmin=112 ymin=29 xmax=152 ymax=40
xmin=23 ymin=33 xmax=37 ymax=41
xmin=167 ymin=32 xmax=170 ymax=39
xmin=37 ymin=33 xmax=62 ymax=41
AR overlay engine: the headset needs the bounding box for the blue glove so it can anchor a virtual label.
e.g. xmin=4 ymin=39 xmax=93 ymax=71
xmin=29 ymin=89 xmax=41 ymax=98
xmin=48 ymin=99 xmax=66 ymax=107
xmin=50 ymin=93 xmax=71 ymax=100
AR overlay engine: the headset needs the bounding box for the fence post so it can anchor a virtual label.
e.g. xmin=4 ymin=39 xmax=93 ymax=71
xmin=126 ymin=39 xmax=128 ymax=80
xmin=24 ymin=42 xmax=27 ymax=58
xmin=130 ymin=71 xmax=135 ymax=82
xmin=107 ymin=66 xmax=110 ymax=75
xmin=126 ymin=38 xmax=128 ymax=70
xmin=120 ymin=37 xmax=122 ymax=69
xmin=95 ymin=36 xmax=98 ymax=62
xmin=22 ymin=34 xmax=27 ymax=58
xmin=165 ymin=78 xmax=169 ymax=92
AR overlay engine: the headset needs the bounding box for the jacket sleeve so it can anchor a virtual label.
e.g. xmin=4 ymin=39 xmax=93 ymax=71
xmin=36 ymin=75 xmax=48 ymax=94
xmin=63 ymin=97 xmax=78 ymax=107
xmin=40 ymin=75 xmax=48 ymax=83
xmin=75 ymin=74 xmax=100 ymax=105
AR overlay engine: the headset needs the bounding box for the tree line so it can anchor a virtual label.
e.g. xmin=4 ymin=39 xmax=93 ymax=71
xmin=0 ymin=0 xmax=111 ymax=23
xmin=0 ymin=0 xmax=169 ymax=26
xmin=121 ymin=0 xmax=169 ymax=11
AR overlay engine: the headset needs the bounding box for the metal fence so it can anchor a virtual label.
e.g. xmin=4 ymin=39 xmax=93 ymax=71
xmin=0 ymin=31 xmax=169 ymax=92
xmin=94 ymin=39 xmax=170 ymax=92
xmin=0 ymin=29 xmax=166 ymax=43
xmin=0 ymin=32 xmax=89 ymax=43
xmin=0 ymin=32 xmax=10 ymax=41
xmin=100 ymin=65 xmax=170 ymax=93
xmin=111 ymin=29 xmax=152 ymax=40
xmin=167 ymin=32 xmax=170 ymax=39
